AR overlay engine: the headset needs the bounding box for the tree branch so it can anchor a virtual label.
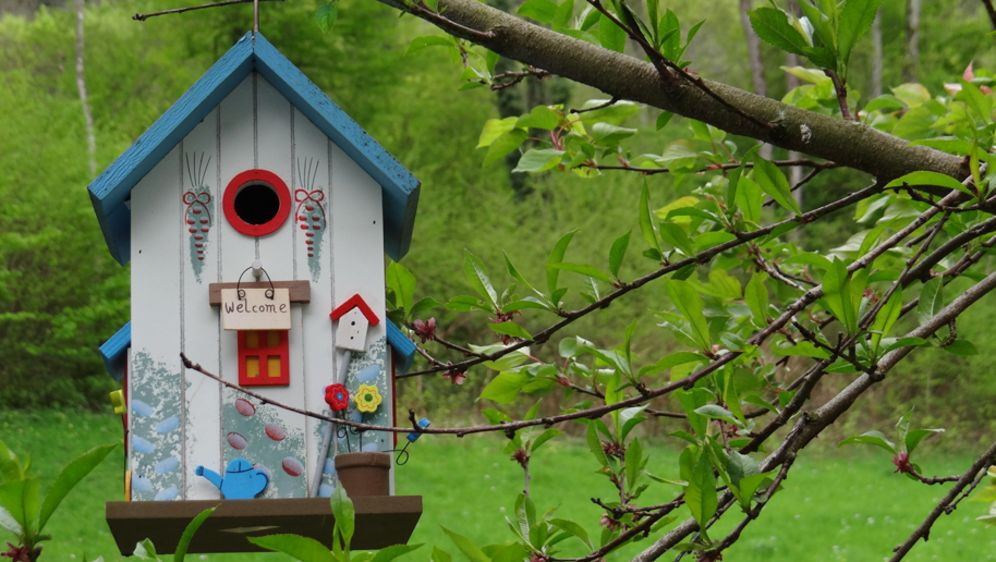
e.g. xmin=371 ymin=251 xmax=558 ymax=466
xmin=889 ymin=440 xmax=996 ymax=561
xmin=376 ymin=0 xmax=967 ymax=181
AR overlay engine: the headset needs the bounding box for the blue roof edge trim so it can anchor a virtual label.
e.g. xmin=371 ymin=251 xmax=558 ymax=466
xmin=88 ymin=32 xmax=419 ymax=265
xmin=386 ymin=320 xmax=416 ymax=374
xmin=99 ymin=322 xmax=131 ymax=381
xmin=252 ymin=35 xmax=420 ymax=261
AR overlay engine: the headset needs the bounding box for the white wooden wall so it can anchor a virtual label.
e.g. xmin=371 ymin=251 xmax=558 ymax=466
xmin=128 ymin=72 xmax=390 ymax=501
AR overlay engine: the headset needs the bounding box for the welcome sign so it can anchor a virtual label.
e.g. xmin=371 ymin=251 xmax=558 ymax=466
xmin=221 ymin=288 xmax=291 ymax=330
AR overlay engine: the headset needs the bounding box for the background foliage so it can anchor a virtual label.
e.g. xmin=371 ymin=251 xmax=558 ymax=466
xmin=0 ymin=0 xmax=991 ymax=439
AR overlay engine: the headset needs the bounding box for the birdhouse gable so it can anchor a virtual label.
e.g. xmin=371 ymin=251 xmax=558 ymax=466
xmin=88 ymin=32 xmax=420 ymax=264
xmin=330 ymin=293 xmax=380 ymax=352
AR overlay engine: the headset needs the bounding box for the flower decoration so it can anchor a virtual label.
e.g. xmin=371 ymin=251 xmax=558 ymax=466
xmin=324 ymin=383 xmax=349 ymax=412
xmin=354 ymin=384 xmax=383 ymax=413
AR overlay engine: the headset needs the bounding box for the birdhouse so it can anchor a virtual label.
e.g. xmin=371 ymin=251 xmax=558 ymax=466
xmin=90 ymin=32 xmax=422 ymax=554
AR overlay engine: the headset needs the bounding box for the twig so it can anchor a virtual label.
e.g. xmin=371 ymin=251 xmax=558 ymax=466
xmin=401 ymin=1 xmax=497 ymax=43
xmin=587 ymin=158 xmax=837 ymax=176
xmin=570 ymin=97 xmax=620 ymax=114
xmin=399 ymin=180 xmax=884 ymax=378
xmin=907 ymin=469 xmax=962 ymax=485
xmin=487 ymin=66 xmax=550 ymax=90
xmin=586 ymin=0 xmax=775 ymax=132
xmin=132 ymin=0 xmax=283 ymax=21
xmin=889 ymin=440 xmax=996 ymax=561
xmin=981 ymin=0 xmax=996 ymax=30
xmin=824 ymin=68 xmax=852 ymax=120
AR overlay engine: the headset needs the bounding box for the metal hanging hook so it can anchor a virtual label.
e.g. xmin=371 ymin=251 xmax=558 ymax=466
xmin=253 ymin=0 xmax=260 ymax=35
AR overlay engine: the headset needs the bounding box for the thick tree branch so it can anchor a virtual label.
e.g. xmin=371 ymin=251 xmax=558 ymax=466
xmin=377 ymin=0 xmax=967 ymax=181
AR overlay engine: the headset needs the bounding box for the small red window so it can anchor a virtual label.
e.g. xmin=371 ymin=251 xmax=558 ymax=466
xmin=238 ymin=330 xmax=289 ymax=386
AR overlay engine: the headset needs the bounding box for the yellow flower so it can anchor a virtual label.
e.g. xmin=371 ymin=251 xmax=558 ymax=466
xmin=354 ymin=384 xmax=383 ymax=413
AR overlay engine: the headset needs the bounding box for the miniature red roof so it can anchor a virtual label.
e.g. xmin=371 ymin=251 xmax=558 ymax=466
xmin=330 ymin=293 xmax=380 ymax=326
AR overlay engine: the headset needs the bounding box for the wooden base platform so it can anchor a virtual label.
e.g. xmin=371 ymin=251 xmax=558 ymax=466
xmin=106 ymin=496 xmax=422 ymax=555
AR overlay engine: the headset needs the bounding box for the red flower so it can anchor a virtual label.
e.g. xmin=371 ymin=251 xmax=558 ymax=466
xmin=324 ymin=384 xmax=349 ymax=412
xmin=442 ymin=369 xmax=466 ymax=385
xmin=412 ymin=318 xmax=437 ymax=342
xmin=893 ymin=451 xmax=912 ymax=474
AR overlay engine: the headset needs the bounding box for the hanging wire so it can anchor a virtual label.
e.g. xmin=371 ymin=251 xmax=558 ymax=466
xmin=132 ymin=0 xmax=284 ymax=23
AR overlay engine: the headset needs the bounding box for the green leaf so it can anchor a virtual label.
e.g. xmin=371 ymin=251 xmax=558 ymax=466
xmin=371 ymin=544 xmax=424 ymax=561
xmin=550 ymin=262 xmax=611 ymax=283
xmin=331 ymin=484 xmax=355 ymax=549
xmin=838 ymin=430 xmax=896 ymax=454
xmin=744 ymin=272 xmax=769 ymax=326
xmin=550 ymin=518 xmax=592 ymax=549
xmin=586 ymin=423 xmax=610 ymax=467
xmin=943 ymin=339 xmax=978 ymax=356
xmin=547 ymin=231 xmax=576 ymax=300
xmin=694 ymin=404 xmax=742 ymax=427
xmin=666 ymin=280 xmax=710 ymax=351
xmin=248 ymin=534 xmax=335 ymax=562
xmin=752 ymin=157 xmax=801 ymax=214
xmin=591 ymin=122 xmax=637 ymax=145
xmin=463 ymin=252 xmax=498 ymax=310
xmin=870 ymin=290 xmax=903 ymax=356
xmin=608 ymin=231 xmax=631 ymax=278
xmin=837 ymin=0 xmax=881 ymax=65
xmin=315 ymin=1 xmax=339 ymax=32
xmin=749 ymin=7 xmax=810 ymax=56
xmin=483 ymin=129 xmax=528 ymax=167
xmin=132 ymin=539 xmax=158 ymax=560
xmin=684 ymin=449 xmax=718 ymax=529
xmin=37 ymin=442 xmax=116 ymax=530
xmin=639 ymin=184 xmax=661 ymax=254
xmin=386 ymin=261 xmax=416 ymax=318
xmin=597 ymin=17 xmax=627 ymax=52
xmin=443 ymin=527 xmax=490 ymax=562
xmin=517 ymin=106 xmax=562 ymax=130
xmin=477 ymin=117 xmax=519 ymax=148
xmin=917 ymin=277 xmax=944 ymax=324
xmin=517 ymin=0 xmax=558 ymax=24
xmin=490 ymin=321 xmax=532 ymax=340
xmin=735 ymin=472 xmax=773 ymax=511
xmin=905 ymin=428 xmax=944 ymax=456
xmin=885 ymin=171 xmax=973 ymax=197
xmin=513 ymin=148 xmax=564 ymax=173
xmin=772 ymin=341 xmax=830 ymax=359
xmin=735 ymin=175 xmax=762 ymax=224
xmin=431 ymin=547 xmax=453 ymax=562
xmin=638 ymin=352 xmax=706 ymax=377
xmin=174 ymin=506 xmax=216 ymax=562
xmin=480 ymin=372 xmax=528 ymax=404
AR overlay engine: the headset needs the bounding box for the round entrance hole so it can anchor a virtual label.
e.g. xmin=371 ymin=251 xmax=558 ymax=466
xmin=223 ymin=169 xmax=291 ymax=237
xmin=234 ymin=183 xmax=280 ymax=225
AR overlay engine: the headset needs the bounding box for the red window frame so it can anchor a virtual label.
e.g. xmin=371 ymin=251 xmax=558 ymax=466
xmin=238 ymin=330 xmax=290 ymax=386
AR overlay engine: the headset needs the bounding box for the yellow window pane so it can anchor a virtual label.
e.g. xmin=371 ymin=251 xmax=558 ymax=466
xmin=267 ymin=356 xmax=281 ymax=377
xmin=267 ymin=331 xmax=281 ymax=347
xmin=246 ymin=357 xmax=260 ymax=378
xmin=245 ymin=331 xmax=260 ymax=349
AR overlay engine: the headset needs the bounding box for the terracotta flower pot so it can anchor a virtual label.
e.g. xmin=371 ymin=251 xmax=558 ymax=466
xmin=334 ymin=452 xmax=390 ymax=497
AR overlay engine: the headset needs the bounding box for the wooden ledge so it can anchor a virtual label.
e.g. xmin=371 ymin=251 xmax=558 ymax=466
xmin=106 ymin=496 xmax=421 ymax=554
xmin=208 ymin=281 xmax=311 ymax=305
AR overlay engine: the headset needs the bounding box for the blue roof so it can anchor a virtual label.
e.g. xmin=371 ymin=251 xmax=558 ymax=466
xmin=88 ymin=32 xmax=419 ymax=264
xmin=386 ymin=320 xmax=416 ymax=374
xmin=99 ymin=322 xmax=131 ymax=381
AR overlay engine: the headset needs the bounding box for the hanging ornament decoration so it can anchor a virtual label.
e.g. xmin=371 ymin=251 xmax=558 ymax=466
xmin=182 ymin=152 xmax=213 ymax=280
xmin=354 ymin=384 xmax=382 ymax=413
xmin=324 ymin=383 xmax=349 ymax=412
xmin=294 ymin=157 xmax=327 ymax=280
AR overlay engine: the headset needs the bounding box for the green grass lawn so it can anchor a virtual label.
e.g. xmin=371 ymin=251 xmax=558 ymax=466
xmin=0 ymin=411 xmax=991 ymax=561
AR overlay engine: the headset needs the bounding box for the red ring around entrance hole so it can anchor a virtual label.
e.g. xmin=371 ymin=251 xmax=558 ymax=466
xmin=223 ymin=169 xmax=291 ymax=237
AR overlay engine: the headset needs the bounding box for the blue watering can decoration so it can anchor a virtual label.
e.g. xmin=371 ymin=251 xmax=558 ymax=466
xmin=195 ymin=458 xmax=269 ymax=499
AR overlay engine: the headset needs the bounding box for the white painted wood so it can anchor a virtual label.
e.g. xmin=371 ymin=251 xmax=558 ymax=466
xmin=180 ymin=108 xmax=222 ymax=500
xmin=130 ymin=144 xmax=184 ymax=501
xmin=330 ymin=139 xmax=391 ymax=473
xmin=216 ymin=74 xmax=264 ymax=495
xmin=335 ymin=308 xmax=369 ymax=352
xmin=292 ymin=107 xmax=336 ymax=495
xmin=253 ymin=74 xmax=308 ymax=498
